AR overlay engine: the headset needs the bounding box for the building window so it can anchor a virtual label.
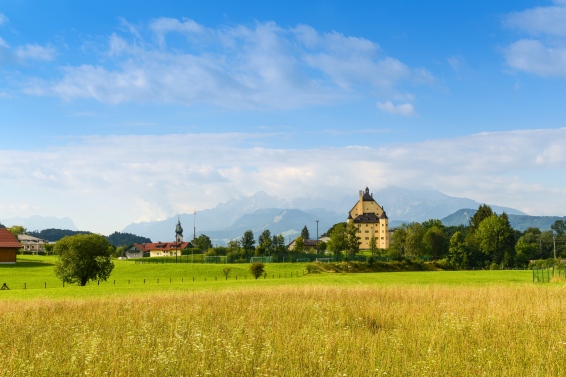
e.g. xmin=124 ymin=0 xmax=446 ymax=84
xmin=365 ymin=237 xmax=369 ymax=240
xmin=365 ymin=230 xmax=369 ymax=233
xmin=381 ymin=237 xmax=384 ymax=240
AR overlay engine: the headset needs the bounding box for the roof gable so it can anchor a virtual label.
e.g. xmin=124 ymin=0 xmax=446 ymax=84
xmin=0 ymin=229 xmax=22 ymax=248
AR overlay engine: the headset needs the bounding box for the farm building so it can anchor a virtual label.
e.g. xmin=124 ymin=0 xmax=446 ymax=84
xmin=0 ymin=228 xmax=22 ymax=264
xmin=347 ymin=187 xmax=391 ymax=250
xmin=287 ymin=238 xmax=319 ymax=252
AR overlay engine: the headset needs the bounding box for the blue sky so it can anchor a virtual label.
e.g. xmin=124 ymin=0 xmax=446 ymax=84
xmin=1 ymin=1 xmax=566 ymax=233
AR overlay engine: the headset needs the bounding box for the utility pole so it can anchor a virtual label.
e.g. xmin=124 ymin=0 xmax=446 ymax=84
xmin=193 ymin=209 xmax=196 ymax=264
xmin=554 ymin=234 xmax=557 ymax=260
xmin=316 ymin=220 xmax=319 ymax=254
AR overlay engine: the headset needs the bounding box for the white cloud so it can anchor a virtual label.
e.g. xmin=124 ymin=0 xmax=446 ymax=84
xmin=15 ymin=44 xmax=56 ymax=61
xmin=376 ymin=101 xmax=416 ymax=116
xmin=0 ymin=13 xmax=7 ymax=26
xmin=1 ymin=128 xmax=566 ymax=233
xmin=504 ymin=39 xmax=566 ymax=76
xmin=0 ymin=36 xmax=9 ymax=48
xmin=505 ymin=3 xmax=566 ymax=36
xmin=503 ymin=2 xmax=566 ymax=77
xmin=25 ymin=18 xmax=431 ymax=109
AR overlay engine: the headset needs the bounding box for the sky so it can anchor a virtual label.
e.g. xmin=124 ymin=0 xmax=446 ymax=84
xmin=1 ymin=0 xmax=566 ymax=234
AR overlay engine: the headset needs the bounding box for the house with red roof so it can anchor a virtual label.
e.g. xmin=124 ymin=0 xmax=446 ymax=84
xmin=125 ymin=241 xmax=193 ymax=259
xmin=123 ymin=217 xmax=193 ymax=259
xmin=0 ymin=228 xmax=22 ymax=264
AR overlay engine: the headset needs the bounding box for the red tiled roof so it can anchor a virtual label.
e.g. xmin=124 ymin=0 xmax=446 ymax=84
xmin=132 ymin=242 xmax=192 ymax=252
xmin=0 ymin=228 xmax=22 ymax=248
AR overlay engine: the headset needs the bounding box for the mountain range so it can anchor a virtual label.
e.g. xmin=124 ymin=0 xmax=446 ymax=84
xmin=122 ymin=187 xmax=526 ymax=245
xmin=8 ymin=187 xmax=555 ymax=246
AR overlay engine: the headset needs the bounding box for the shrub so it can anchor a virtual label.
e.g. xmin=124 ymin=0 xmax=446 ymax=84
xmin=249 ymin=262 xmax=265 ymax=279
xmin=367 ymin=256 xmax=376 ymax=266
xmin=222 ymin=267 xmax=232 ymax=280
xmin=305 ymin=263 xmax=316 ymax=274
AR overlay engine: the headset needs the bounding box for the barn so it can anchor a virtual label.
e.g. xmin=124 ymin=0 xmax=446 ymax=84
xmin=0 ymin=228 xmax=21 ymax=264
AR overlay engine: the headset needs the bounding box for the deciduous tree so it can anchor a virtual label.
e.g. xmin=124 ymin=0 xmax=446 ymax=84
xmin=293 ymin=236 xmax=305 ymax=253
xmin=327 ymin=223 xmax=347 ymax=255
xmin=7 ymin=225 xmax=26 ymax=237
xmin=249 ymin=262 xmax=265 ymax=279
xmin=195 ymin=234 xmax=213 ymax=251
xmin=54 ymin=234 xmax=114 ymax=286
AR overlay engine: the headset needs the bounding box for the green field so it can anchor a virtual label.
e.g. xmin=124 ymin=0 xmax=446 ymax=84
xmin=0 ymin=255 xmax=533 ymax=300
xmin=1 ymin=256 xmax=565 ymax=376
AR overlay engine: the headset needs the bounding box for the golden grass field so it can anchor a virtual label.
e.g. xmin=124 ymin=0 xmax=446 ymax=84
xmin=1 ymin=282 xmax=566 ymax=376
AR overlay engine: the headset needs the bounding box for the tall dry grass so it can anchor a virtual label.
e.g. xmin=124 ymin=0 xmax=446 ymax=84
xmin=1 ymin=285 xmax=565 ymax=376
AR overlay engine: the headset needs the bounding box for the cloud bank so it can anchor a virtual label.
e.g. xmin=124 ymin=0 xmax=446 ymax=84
xmin=1 ymin=128 xmax=565 ymax=233
xmin=22 ymin=18 xmax=428 ymax=110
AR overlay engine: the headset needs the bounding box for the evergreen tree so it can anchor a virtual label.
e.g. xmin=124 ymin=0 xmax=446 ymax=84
xmin=469 ymin=204 xmax=494 ymax=232
xmin=301 ymin=225 xmax=310 ymax=240
xmin=241 ymin=230 xmax=256 ymax=253
xmin=271 ymin=234 xmax=286 ymax=254
xmin=256 ymin=230 xmax=272 ymax=256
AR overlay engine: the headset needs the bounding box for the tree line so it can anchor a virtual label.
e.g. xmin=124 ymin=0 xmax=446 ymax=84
xmin=388 ymin=205 xmax=566 ymax=268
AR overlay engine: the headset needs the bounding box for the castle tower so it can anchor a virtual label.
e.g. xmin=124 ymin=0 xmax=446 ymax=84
xmin=347 ymin=187 xmax=390 ymax=250
xmin=175 ymin=216 xmax=183 ymax=243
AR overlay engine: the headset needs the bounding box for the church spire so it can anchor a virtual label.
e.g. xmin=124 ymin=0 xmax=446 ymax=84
xmin=175 ymin=216 xmax=183 ymax=242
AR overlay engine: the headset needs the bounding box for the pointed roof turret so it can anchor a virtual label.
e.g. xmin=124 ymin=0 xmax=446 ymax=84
xmin=175 ymin=216 xmax=183 ymax=236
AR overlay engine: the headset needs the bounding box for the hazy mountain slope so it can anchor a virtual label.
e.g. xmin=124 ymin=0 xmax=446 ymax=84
xmin=122 ymin=187 xmax=527 ymax=244
xmin=204 ymin=208 xmax=344 ymax=246
xmin=0 ymin=215 xmax=78 ymax=231
xmin=122 ymin=191 xmax=290 ymax=242
xmin=441 ymin=209 xmax=566 ymax=231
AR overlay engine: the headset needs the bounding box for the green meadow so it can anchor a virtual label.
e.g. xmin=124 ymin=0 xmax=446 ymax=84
xmin=0 ymin=255 xmax=533 ymax=300
xmin=2 ymin=256 xmax=565 ymax=376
